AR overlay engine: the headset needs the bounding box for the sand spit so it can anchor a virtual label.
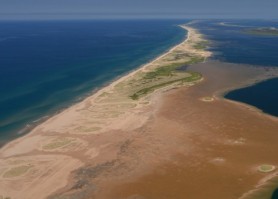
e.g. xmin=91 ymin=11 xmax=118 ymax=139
xmin=0 ymin=25 xmax=211 ymax=199
xmin=2 ymin=23 xmax=278 ymax=199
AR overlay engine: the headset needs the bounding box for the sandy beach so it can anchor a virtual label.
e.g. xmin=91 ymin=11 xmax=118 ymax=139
xmin=0 ymin=25 xmax=211 ymax=199
xmin=1 ymin=23 xmax=278 ymax=199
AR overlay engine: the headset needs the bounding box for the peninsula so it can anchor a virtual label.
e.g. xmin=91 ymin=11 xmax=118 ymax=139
xmin=1 ymin=24 xmax=278 ymax=199
xmin=0 ymin=25 xmax=211 ymax=199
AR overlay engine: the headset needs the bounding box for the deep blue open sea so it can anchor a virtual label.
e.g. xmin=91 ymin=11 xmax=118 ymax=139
xmin=193 ymin=20 xmax=278 ymax=117
xmin=0 ymin=19 xmax=187 ymax=144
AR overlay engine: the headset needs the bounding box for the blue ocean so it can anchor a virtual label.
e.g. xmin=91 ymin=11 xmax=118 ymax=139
xmin=0 ymin=19 xmax=187 ymax=145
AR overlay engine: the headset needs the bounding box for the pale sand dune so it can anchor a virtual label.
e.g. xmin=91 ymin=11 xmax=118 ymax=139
xmin=0 ymin=25 xmax=211 ymax=199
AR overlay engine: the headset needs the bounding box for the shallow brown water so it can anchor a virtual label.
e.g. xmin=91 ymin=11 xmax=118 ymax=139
xmin=94 ymin=61 xmax=278 ymax=199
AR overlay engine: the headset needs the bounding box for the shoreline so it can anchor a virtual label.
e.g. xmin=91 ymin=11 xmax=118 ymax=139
xmin=0 ymin=25 xmax=189 ymax=149
xmin=215 ymin=72 xmax=278 ymax=199
xmin=222 ymin=76 xmax=278 ymax=121
xmin=220 ymin=71 xmax=278 ymax=122
xmin=6 ymin=24 xmax=200 ymax=145
xmin=187 ymin=59 xmax=278 ymax=121
xmin=0 ymin=24 xmax=211 ymax=199
xmin=219 ymin=71 xmax=278 ymax=121
xmin=1 ymin=22 xmax=278 ymax=199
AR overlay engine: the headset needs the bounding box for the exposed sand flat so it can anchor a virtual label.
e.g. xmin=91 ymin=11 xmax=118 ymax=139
xmin=93 ymin=62 xmax=278 ymax=199
xmin=0 ymin=25 xmax=211 ymax=199
xmin=0 ymin=155 xmax=83 ymax=199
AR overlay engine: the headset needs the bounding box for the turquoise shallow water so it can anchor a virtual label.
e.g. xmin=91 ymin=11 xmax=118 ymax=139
xmin=0 ymin=19 xmax=188 ymax=145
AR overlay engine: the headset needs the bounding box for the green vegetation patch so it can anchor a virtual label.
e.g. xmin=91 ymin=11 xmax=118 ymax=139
xmin=144 ymin=56 xmax=204 ymax=80
xmin=3 ymin=165 xmax=32 ymax=178
xmin=193 ymin=41 xmax=210 ymax=49
xmin=188 ymin=56 xmax=205 ymax=64
xmin=130 ymin=72 xmax=202 ymax=100
xmin=130 ymin=55 xmax=205 ymax=100
xmin=244 ymin=28 xmax=278 ymax=36
xmin=258 ymin=164 xmax=276 ymax=173
xmin=144 ymin=64 xmax=179 ymax=79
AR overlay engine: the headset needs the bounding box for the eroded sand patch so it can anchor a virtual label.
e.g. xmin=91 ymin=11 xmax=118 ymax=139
xmin=200 ymin=96 xmax=215 ymax=102
xmin=225 ymin=137 xmax=246 ymax=145
xmin=3 ymin=165 xmax=33 ymax=178
xmin=40 ymin=136 xmax=87 ymax=152
xmin=85 ymin=148 xmax=99 ymax=159
xmin=209 ymin=157 xmax=226 ymax=165
xmin=0 ymin=155 xmax=83 ymax=199
xmin=258 ymin=165 xmax=276 ymax=173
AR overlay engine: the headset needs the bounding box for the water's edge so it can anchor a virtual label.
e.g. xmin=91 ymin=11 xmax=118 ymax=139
xmin=0 ymin=25 xmax=188 ymax=148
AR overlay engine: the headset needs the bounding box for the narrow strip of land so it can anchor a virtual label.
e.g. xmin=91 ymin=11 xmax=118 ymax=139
xmin=0 ymin=25 xmax=211 ymax=199
xmin=2 ymin=23 xmax=278 ymax=199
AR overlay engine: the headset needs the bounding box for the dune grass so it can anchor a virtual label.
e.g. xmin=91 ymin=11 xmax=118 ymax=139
xmin=193 ymin=41 xmax=210 ymax=49
xmin=129 ymin=54 xmax=205 ymax=100
xmin=130 ymin=72 xmax=201 ymax=100
xmin=144 ymin=56 xmax=204 ymax=80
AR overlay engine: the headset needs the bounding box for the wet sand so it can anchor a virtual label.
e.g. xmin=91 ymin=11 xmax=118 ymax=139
xmin=92 ymin=61 xmax=278 ymax=199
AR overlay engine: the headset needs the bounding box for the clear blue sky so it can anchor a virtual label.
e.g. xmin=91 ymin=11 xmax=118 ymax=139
xmin=0 ymin=0 xmax=278 ymax=20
